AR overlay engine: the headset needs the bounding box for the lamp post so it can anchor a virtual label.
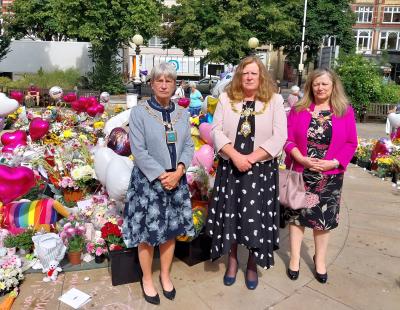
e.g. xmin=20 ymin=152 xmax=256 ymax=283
xmin=131 ymin=34 xmax=143 ymax=98
xmin=248 ymin=37 xmax=259 ymax=56
xmin=298 ymin=0 xmax=308 ymax=87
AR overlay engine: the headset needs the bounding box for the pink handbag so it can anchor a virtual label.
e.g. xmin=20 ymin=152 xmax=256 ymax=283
xmin=279 ymin=165 xmax=307 ymax=210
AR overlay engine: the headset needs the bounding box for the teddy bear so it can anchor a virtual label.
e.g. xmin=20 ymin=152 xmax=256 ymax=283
xmin=42 ymin=260 xmax=62 ymax=282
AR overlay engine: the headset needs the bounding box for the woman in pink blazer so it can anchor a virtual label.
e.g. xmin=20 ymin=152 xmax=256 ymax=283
xmin=206 ymin=56 xmax=287 ymax=290
xmin=283 ymin=68 xmax=357 ymax=284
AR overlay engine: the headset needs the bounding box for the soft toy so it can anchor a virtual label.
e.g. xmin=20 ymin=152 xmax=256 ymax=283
xmin=0 ymin=198 xmax=70 ymax=234
xmin=42 ymin=260 xmax=62 ymax=282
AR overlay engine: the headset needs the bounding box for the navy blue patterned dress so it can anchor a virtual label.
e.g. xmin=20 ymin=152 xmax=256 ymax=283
xmin=122 ymin=98 xmax=195 ymax=247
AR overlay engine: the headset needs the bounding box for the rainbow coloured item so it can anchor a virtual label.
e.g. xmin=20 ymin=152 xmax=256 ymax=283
xmin=0 ymin=199 xmax=69 ymax=233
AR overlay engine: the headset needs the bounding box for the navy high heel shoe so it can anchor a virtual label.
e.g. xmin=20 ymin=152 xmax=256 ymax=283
xmin=159 ymin=276 xmax=176 ymax=300
xmin=313 ymin=255 xmax=328 ymax=284
xmin=245 ymin=268 xmax=258 ymax=290
xmin=140 ymin=280 xmax=160 ymax=305
xmin=223 ymin=265 xmax=238 ymax=286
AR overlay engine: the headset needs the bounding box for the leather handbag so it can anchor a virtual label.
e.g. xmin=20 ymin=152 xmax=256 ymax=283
xmin=279 ymin=164 xmax=307 ymax=210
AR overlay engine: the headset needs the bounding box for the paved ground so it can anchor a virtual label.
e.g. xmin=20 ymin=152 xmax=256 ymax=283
xmin=4 ymin=122 xmax=400 ymax=310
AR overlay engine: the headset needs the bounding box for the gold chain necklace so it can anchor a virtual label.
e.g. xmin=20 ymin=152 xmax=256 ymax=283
xmin=144 ymin=104 xmax=183 ymax=144
xmin=230 ymin=100 xmax=268 ymax=138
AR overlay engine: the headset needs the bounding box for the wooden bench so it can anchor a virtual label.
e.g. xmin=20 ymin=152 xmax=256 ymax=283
xmin=366 ymin=103 xmax=392 ymax=120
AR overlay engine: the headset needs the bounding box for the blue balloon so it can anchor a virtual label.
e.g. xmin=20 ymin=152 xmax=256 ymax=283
xmin=206 ymin=113 xmax=213 ymax=123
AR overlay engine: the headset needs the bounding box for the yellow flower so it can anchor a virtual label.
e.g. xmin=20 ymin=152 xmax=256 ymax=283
xmin=17 ymin=107 xmax=23 ymax=114
xmin=128 ymin=155 xmax=135 ymax=161
xmin=93 ymin=121 xmax=105 ymax=129
xmin=193 ymin=216 xmax=199 ymax=226
xmin=63 ymin=130 xmax=73 ymax=138
xmin=0 ymin=281 xmax=5 ymax=290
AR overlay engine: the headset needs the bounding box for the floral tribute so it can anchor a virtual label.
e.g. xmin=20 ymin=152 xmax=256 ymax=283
xmin=0 ymin=256 xmax=24 ymax=295
xmin=86 ymin=237 xmax=107 ymax=257
xmin=58 ymin=215 xmax=87 ymax=253
xmin=101 ymin=222 xmax=126 ymax=251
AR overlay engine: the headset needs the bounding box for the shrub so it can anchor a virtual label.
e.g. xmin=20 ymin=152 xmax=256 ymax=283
xmin=379 ymin=83 xmax=400 ymax=104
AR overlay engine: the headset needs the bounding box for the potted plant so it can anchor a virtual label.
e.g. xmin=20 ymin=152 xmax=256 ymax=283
xmin=3 ymin=235 xmax=17 ymax=256
xmin=59 ymin=216 xmax=86 ymax=265
xmin=86 ymin=237 xmax=107 ymax=264
xmin=14 ymin=229 xmax=34 ymax=254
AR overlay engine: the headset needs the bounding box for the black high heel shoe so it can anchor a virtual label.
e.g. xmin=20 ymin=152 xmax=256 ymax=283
xmin=159 ymin=276 xmax=176 ymax=300
xmin=313 ymin=255 xmax=328 ymax=284
xmin=287 ymin=262 xmax=300 ymax=281
xmin=140 ymin=280 xmax=160 ymax=305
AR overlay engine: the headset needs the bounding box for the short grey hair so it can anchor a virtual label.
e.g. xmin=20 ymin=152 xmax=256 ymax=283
xmin=189 ymin=82 xmax=196 ymax=88
xmin=150 ymin=62 xmax=177 ymax=81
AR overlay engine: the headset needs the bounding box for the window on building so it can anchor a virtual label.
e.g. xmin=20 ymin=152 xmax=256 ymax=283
xmin=354 ymin=30 xmax=372 ymax=52
xmin=383 ymin=7 xmax=400 ymax=23
xmin=148 ymin=36 xmax=165 ymax=48
xmin=379 ymin=31 xmax=400 ymax=50
xmin=355 ymin=6 xmax=373 ymax=23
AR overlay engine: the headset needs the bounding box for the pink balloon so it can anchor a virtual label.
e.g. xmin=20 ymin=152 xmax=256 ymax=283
xmin=88 ymin=96 xmax=98 ymax=106
xmin=1 ymin=130 xmax=27 ymax=146
xmin=10 ymin=91 xmax=24 ymax=104
xmin=78 ymin=97 xmax=90 ymax=111
xmin=87 ymin=103 xmax=104 ymax=117
xmin=192 ymin=145 xmax=214 ymax=172
xmin=63 ymin=93 xmax=77 ymax=103
xmin=29 ymin=117 xmax=50 ymax=141
xmin=178 ymin=98 xmax=190 ymax=108
xmin=0 ymin=165 xmax=35 ymax=204
xmin=2 ymin=141 xmax=27 ymax=153
xmin=71 ymin=100 xmax=84 ymax=112
xmin=199 ymin=123 xmax=213 ymax=146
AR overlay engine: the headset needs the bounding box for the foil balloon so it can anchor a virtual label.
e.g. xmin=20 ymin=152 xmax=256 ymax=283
xmin=107 ymin=127 xmax=131 ymax=156
xmin=0 ymin=165 xmax=35 ymax=204
xmin=78 ymin=97 xmax=90 ymax=111
xmin=63 ymin=93 xmax=77 ymax=103
xmin=104 ymin=109 xmax=131 ymax=136
xmin=29 ymin=118 xmax=50 ymax=141
xmin=192 ymin=136 xmax=205 ymax=151
xmin=192 ymin=144 xmax=214 ymax=172
xmin=199 ymin=122 xmax=213 ymax=146
xmin=1 ymin=130 xmax=27 ymax=146
xmin=87 ymin=103 xmax=104 ymax=117
xmin=88 ymin=96 xmax=98 ymax=106
xmin=105 ymin=156 xmax=134 ymax=201
xmin=388 ymin=112 xmax=400 ymax=129
xmin=49 ymin=86 xmax=63 ymax=100
xmin=178 ymin=98 xmax=190 ymax=108
xmin=99 ymin=92 xmax=110 ymax=104
xmin=9 ymin=91 xmax=24 ymax=104
xmin=71 ymin=100 xmax=84 ymax=113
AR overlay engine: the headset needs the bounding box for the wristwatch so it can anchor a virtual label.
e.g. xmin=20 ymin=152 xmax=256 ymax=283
xmin=332 ymin=158 xmax=340 ymax=169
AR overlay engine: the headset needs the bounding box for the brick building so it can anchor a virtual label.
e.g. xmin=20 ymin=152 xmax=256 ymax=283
xmin=352 ymin=0 xmax=400 ymax=81
xmin=1 ymin=0 xmax=14 ymax=14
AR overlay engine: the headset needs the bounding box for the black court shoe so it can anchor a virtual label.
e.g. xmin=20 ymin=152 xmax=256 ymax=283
xmin=140 ymin=280 xmax=160 ymax=305
xmin=313 ymin=256 xmax=328 ymax=284
xmin=287 ymin=264 xmax=300 ymax=281
xmin=159 ymin=276 xmax=176 ymax=300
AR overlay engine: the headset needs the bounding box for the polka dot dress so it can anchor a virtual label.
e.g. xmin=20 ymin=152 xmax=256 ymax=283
xmin=206 ymin=101 xmax=280 ymax=269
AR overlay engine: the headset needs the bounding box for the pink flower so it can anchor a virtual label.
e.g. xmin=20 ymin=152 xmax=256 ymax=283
xmin=97 ymin=238 xmax=105 ymax=245
xmin=95 ymin=247 xmax=104 ymax=256
xmin=66 ymin=227 xmax=76 ymax=235
xmin=86 ymin=242 xmax=94 ymax=253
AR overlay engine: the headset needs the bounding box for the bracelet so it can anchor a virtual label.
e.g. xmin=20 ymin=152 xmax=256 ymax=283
xmin=332 ymin=158 xmax=340 ymax=169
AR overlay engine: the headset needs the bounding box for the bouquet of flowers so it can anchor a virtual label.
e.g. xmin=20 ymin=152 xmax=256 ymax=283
xmin=59 ymin=215 xmax=86 ymax=253
xmin=101 ymin=222 xmax=125 ymax=251
xmin=187 ymin=166 xmax=212 ymax=202
xmin=86 ymin=237 xmax=106 ymax=257
xmin=0 ymin=256 xmax=24 ymax=296
xmin=355 ymin=138 xmax=375 ymax=163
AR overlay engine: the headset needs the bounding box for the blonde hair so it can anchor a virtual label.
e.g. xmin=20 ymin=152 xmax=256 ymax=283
xmin=226 ymin=56 xmax=276 ymax=103
xmin=296 ymin=68 xmax=349 ymax=117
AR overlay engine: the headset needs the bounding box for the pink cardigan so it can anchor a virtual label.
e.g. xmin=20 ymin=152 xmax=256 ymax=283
xmin=212 ymin=92 xmax=287 ymax=160
xmin=284 ymin=103 xmax=358 ymax=175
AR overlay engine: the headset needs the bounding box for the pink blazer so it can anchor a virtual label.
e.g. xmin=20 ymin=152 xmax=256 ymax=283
xmin=284 ymin=103 xmax=358 ymax=175
xmin=212 ymin=92 xmax=287 ymax=160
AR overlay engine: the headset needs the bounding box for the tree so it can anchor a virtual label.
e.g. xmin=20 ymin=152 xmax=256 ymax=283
xmin=283 ymin=0 xmax=356 ymax=67
xmin=0 ymin=22 xmax=11 ymax=62
xmin=162 ymin=0 xmax=299 ymax=64
xmin=5 ymin=0 xmax=69 ymax=41
xmin=51 ymin=0 xmax=162 ymax=93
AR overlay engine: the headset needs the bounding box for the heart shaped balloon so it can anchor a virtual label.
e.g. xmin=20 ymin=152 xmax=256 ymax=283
xmin=1 ymin=130 xmax=27 ymax=146
xmin=0 ymin=165 xmax=35 ymax=204
xmin=63 ymin=93 xmax=77 ymax=103
xmin=88 ymin=96 xmax=98 ymax=106
xmin=2 ymin=141 xmax=27 ymax=153
xmin=78 ymin=97 xmax=90 ymax=111
xmin=71 ymin=100 xmax=84 ymax=113
xmin=107 ymin=127 xmax=131 ymax=156
xmin=199 ymin=122 xmax=213 ymax=146
xmin=9 ymin=91 xmax=24 ymax=103
xmin=192 ymin=144 xmax=214 ymax=172
xmin=29 ymin=118 xmax=50 ymax=141
xmin=87 ymin=103 xmax=104 ymax=117
xmin=95 ymin=103 xmax=104 ymax=115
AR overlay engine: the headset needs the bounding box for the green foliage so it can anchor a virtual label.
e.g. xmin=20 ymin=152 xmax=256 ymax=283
xmin=163 ymin=0 xmax=299 ymax=64
xmin=6 ymin=69 xmax=81 ymax=89
xmin=336 ymin=54 xmax=382 ymax=116
xmin=5 ymin=0 xmax=69 ymax=41
xmin=68 ymin=235 xmax=85 ymax=253
xmin=379 ymin=83 xmax=400 ymax=104
xmin=4 ymin=234 xmax=18 ymax=248
xmin=0 ymin=33 xmax=11 ymax=63
xmin=14 ymin=229 xmax=35 ymax=251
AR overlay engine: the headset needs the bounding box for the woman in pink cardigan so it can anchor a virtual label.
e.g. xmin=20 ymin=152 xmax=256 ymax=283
xmin=283 ymin=68 xmax=357 ymax=284
xmin=206 ymin=56 xmax=287 ymax=290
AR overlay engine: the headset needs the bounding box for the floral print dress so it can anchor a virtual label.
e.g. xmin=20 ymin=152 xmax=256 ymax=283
xmin=284 ymin=110 xmax=344 ymax=230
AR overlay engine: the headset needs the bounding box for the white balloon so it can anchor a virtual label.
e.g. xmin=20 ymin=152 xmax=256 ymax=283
xmin=105 ymin=156 xmax=133 ymax=201
xmin=94 ymin=147 xmax=117 ymax=185
xmin=100 ymin=92 xmax=110 ymax=104
xmin=49 ymin=86 xmax=63 ymax=100
xmin=104 ymin=109 xmax=131 ymax=136
xmin=0 ymin=95 xmax=19 ymax=117
xmin=388 ymin=113 xmax=400 ymax=129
